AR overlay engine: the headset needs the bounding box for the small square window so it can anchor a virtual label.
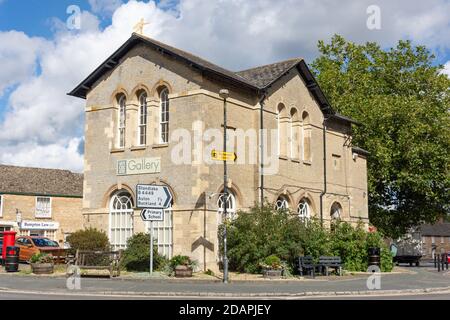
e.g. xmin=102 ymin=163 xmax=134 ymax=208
xmin=35 ymin=197 xmax=52 ymax=218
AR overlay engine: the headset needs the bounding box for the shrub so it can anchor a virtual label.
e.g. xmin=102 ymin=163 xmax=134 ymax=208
xmin=66 ymin=228 xmax=110 ymax=255
xmin=261 ymin=255 xmax=282 ymax=270
xmin=30 ymin=252 xmax=53 ymax=264
xmin=220 ymin=204 xmax=303 ymax=274
xmin=121 ymin=233 xmax=168 ymax=272
xmin=220 ymin=204 xmax=394 ymax=274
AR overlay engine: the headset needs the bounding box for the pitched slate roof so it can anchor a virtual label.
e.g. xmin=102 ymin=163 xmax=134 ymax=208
xmin=420 ymin=222 xmax=450 ymax=237
xmin=235 ymin=58 xmax=303 ymax=88
xmin=0 ymin=165 xmax=83 ymax=197
xmin=69 ymin=33 xmax=360 ymax=124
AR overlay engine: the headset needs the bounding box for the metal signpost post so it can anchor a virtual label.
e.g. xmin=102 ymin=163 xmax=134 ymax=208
xmin=137 ymin=185 xmax=172 ymax=276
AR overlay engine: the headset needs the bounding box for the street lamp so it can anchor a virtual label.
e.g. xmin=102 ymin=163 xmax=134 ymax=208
xmin=219 ymin=89 xmax=229 ymax=283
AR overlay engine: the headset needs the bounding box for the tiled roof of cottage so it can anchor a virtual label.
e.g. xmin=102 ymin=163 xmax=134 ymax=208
xmin=420 ymin=222 xmax=450 ymax=237
xmin=0 ymin=165 xmax=83 ymax=197
xmin=235 ymin=58 xmax=303 ymax=88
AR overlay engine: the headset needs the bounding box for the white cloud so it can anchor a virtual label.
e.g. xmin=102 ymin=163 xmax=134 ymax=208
xmin=442 ymin=61 xmax=450 ymax=77
xmin=0 ymin=31 xmax=47 ymax=96
xmin=0 ymin=138 xmax=84 ymax=172
xmin=0 ymin=0 xmax=449 ymax=172
xmin=89 ymin=0 xmax=124 ymax=16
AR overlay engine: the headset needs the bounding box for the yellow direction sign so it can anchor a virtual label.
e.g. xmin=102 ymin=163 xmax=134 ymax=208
xmin=211 ymin=150 xmax=237 ymax=161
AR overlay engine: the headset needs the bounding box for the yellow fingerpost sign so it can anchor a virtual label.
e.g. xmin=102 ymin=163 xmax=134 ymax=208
xmin=211 ymin=150 xmax=237 ymax=161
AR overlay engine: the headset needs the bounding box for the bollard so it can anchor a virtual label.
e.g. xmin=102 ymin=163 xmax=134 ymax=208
xmin=442 ymin=253 xmax=445 ymax=271
xmin=437 ymin=254 xmax=441 ymax=272
xmin=434 ymin=254 xmax=437 ymax=268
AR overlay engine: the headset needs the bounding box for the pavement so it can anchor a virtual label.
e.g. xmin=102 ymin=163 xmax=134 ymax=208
xmin=0 ymin=264 xmax=449 ymax=299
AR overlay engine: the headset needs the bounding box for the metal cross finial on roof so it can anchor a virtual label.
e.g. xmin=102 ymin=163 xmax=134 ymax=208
xmin=133 ymin=18 xmax=149 ymax=35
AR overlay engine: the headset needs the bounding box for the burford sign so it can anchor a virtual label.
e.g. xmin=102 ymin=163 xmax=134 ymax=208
xmin=117 ymin=157 xmax=161 ymax=176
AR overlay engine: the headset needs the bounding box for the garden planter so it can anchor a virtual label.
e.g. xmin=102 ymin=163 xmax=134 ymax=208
xmin=263 ymin=269 xmax=283 ymax=279
xmin=174 ymin=265 xmax=193 ymax=278
xmin=31 ymin=263 xmax=54 ymax=275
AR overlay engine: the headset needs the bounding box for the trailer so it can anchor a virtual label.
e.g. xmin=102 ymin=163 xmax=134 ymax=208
xmin=390 ymin=228 xmax=423 ymax=267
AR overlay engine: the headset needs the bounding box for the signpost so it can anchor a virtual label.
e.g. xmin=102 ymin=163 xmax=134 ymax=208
xmin=136 ymin=185 xmax=172 ymax=209
xmin=211 ymin=150 xmax=237 ymax=162
xmin=137 ymin=185 xmax=172 ymax=276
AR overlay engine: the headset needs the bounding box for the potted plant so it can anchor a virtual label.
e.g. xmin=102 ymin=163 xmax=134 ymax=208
xmin=30 ymin=253 xmax=54 ymax=275
xmin=260 ymin=255 xmax=283 ymax=278
xmin=170 ymin=255 xmax=197 ymax=278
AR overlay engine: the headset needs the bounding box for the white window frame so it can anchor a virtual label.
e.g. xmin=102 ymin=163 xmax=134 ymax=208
xmin=137 ymin=92 xmax=147 ymax=146
xmin=35 ymin=196 xmax=52 ymax=218
xmin=146 ymin=205 xmax=173 ymax=258
xmin=297 ymin=199 xmax=311 ymax=220
xmin=0 ymin=195 xmax=3 ymax=218
xmin=118 ymin=95 xmax=126 ymax=149
xmin=275 ymin=197 xmax=289 ymax=211
xmin=109 ymin=191 xmax=134 ymax=250
xmin=160 ymin=88 xmax=169 ymax=144
xmin=217 ymin=192 xmax=237 ymax=220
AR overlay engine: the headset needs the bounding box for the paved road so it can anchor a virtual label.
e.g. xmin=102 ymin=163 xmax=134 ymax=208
xmin=0 ymin=290 xmax=449 ymax=300
xmin=0 ymin=266 xmax=448 ymax=298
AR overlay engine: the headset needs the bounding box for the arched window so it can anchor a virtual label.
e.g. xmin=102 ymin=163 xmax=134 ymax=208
xmin=330 ymin=202 xmax=342 ymax=220
xmin=160 ymin=88 xmax=170 ymax=143
xmin=146 ymin=199 xmax=173 ymax=258
xmin=275 ymin=196 xmax=289 ymax=211
xmin=217 ymin=191 xmax=236 ymax=220
xmin=109 ymin=190 xmax=133 ymax=249
xmin=302 ymin=111 xmax=311 ymax=161
xmin=138 ymin=91 xmax=147 ymax=146
xmin=277 ymin=103 xmax=288 ymax=157
xmin=117 ymin=95 xmax=126 ymax=148
xmin=297 ymin=198 xmax=311 ymax=220
xmin=290 ymin=108 xmax=300 ymax=159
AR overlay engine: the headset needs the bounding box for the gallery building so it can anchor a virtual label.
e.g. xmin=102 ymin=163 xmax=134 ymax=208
xmin=69 ymin=33 xmax=369 ymax=271
xmin=0 ymin=165 xmax=83 ymax=247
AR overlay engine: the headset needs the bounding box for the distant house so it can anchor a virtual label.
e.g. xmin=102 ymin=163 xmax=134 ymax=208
xmin=0 ymin=165 xmax=83 ymax=247
xmin=419 ymin=221 xmax=450 ymax=258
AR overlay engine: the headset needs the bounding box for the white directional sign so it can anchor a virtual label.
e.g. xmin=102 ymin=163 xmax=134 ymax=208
xmin=140 ymin=208 xmax=164 ymax=222
xmin=136 ymin=185 xmax=173 ymax=209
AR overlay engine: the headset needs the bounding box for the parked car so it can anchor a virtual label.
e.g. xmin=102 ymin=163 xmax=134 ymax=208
xmin=447 ymin=252 xmax=450 ymax=264
xmin=15 ymin=236 xmax=66 ymax=263
xmin=0 ymin=237 xmax=3 ymax=264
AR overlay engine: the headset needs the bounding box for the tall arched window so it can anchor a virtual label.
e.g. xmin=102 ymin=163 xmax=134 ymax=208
xmin=290 ymin=108 xmax=300 ymax=159
xmin=275 ymin=196 xmax=289 ymax=211
xmin=297 ymin=198 xmax=311 ymax=220
xmin=330 ymin=202 xmax=342 ymax=220
xmin=109 ymin=190 xmax=134 ymax=249
xmin=217 ymin=191 xmax=236 ymax=220
xmin=302 ymin=111 xmax=311 ymax=161
xmin=277 ymin=103 xmax=288 ymax=157
xmin=160 ymin=88 xmax=170 ymax=143
xmin=117 ymin=95 xmax=126 ymax=148
xmin=146 ymin=199 xmax=173 ymax=258
xmin=138 ymin=91 xmax=147 ymax=146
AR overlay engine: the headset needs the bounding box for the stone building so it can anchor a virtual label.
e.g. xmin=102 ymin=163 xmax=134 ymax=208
xmin=0 ymin=165 xmax=83 ymax=247
xmin=420 ymin=221 xmax=450 ymax=259
xmin=69 ymin=33 xmax=369 ymax=271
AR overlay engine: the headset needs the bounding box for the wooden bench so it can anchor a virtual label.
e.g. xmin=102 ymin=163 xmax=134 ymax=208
xmin=68 ymin=250 xmax=122 ymax=278
xmin=318 ymin=256 xmax=342 ymax=276
xmin=294 ymin=256 xmax=318 ymax=278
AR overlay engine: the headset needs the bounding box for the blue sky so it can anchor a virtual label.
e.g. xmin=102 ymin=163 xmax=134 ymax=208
xmin=0 ymin=0 xmax=448 ymax=171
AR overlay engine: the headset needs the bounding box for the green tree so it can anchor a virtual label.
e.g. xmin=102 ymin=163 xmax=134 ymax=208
xmin=312 ymin=35 xmax=450 ymax=238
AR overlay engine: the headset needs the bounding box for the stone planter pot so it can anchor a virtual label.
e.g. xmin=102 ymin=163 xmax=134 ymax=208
xmin=31 ymin=263 xmax=54 ymax=275
xmin=263 ymin=269 xmax=283 ymax=279
xmin=174 ymin=265 xmax=193 ymax=278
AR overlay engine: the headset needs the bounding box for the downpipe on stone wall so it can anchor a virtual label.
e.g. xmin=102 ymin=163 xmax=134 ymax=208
xmin=319 ymin=119 xmax=328 ymax=226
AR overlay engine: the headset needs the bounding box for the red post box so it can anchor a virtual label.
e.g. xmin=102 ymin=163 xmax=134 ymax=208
xmin=2 ymin=231 xmax=16 ymax=260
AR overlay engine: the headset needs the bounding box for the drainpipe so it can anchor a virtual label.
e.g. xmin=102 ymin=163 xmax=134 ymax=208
xmin=258 ymin=90 xmax=267 ymax=205
xmin=319 ymin=118 xmax=328 ymax=226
